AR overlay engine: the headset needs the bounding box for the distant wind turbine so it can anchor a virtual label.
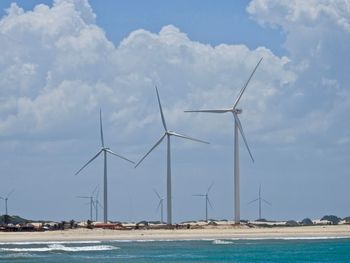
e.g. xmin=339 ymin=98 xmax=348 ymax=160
xmin=135 ymin=86 xmax=209 ymax=225
xmin=185 ymin=58 xmax=263 ymax=224
xmin=193 ymin=183 xmax=214 ymax=222
xmin=248 ymin=184 xmax=271 ymax=220
xmin=77 ymin=185 xmax=98 ymax=221
xmin=94 ymin=188 xmax=103 ymax=221
xmin=154 ymin=189 xmax=165 ymax=224
xmin=0 ymin=189 xmax=14 ymax=215
xmin=75 ymin=109 xmax=135 ymax=223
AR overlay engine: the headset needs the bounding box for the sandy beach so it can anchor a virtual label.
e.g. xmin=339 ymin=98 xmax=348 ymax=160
xmin=1 ymin=225 xmax=350 ymax=243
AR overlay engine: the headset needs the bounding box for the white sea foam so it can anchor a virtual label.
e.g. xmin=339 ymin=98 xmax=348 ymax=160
xmin=0 ymin=244 xmax=119 ymax=252
xmin=109 ymin=236 xmax=350 ymax=243
xmin=212 ymin=239 xmax=233 ymax=245
xmin=0 ymin=240 xmax=101 ymax=245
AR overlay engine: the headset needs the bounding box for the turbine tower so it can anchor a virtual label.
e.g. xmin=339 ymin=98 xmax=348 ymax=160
xmin=135 ymin=86 xmax=209 ymax=225
xmin=94 ymin=188 xmax=102 ymax=221
xmin=75 ymin=109 xmax=134 ymax=223
xmin=185 ymin=58 xmax=263 ymax=224
xmin=0 ymin=190 xmax=14 ymax=215
xmin=193 ymin=183 xmax=214 ymax=222
xmin=248 ymin=184 xmax=271 ymax=220
xmin=77 ymin=185 xmax=98 ymax=221
xmin=154 ymin=189 xmax=165 ymax=224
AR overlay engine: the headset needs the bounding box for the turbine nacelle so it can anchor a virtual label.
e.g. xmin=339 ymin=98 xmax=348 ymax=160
xmin=233 ymin=108 xmax=242 ymax=114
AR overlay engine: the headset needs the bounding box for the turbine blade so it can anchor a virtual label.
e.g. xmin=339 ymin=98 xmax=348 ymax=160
xmin=75 ymin=149 xmax=103 ymax=175
xmin=193 ymin=194 xmax=206 ymax=197
xmin=155 ymin=86 xmax=167 ymax=131
xmin=169 ymin=131 xmax=209 ymax=144
xmin=106 ymin=149 xmax=135 ymax=164
xmin=262 ymin=199 xmax=272 ymax=206
xmin=207 ymin=182 xmax=214 ymax=194
xmin=184 ymin=109 xmax=232 ymax=113
xmin=0 ymin=196 xmax=4 ymax=200
xmin=92 ymin=185 xmax=99 ymax=196
xmin=100 ymin=109 xmax=105 ymax=148
xmin=153 ymin=189 xmax=161 ymax=200
xmin=156 ymin=200 xmax=162 ymax=212
xmin=207 ymin=197 xmax=213 ymax=209
xmin=135 ymin=133 xmax=166 ymax=168
xmin=233 ymin=113 xmax=254 ymax=162
xmin=77 ymin=196 xmax=90 ymax=199
xmin=248 ymin=198 xmax=259 ymax=205
xmin=233 ymin=57 xmax=263 ymax=108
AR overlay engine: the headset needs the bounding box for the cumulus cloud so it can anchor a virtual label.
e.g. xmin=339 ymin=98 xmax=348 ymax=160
xmin=0 ymin=0 xmax=295 ymax=147
xmin=2 ymin=0 xmax=348 ymax=150
xmin=248 ymin=0 xmax=350 ymax=146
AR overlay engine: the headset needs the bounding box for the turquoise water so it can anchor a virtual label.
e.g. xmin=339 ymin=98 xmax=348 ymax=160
xmin=1 ymin=238 xmax=350 ymax=262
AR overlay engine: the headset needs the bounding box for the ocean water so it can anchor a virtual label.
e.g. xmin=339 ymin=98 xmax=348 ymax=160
xmin=0 ymin=237 xmax=350 ymax=262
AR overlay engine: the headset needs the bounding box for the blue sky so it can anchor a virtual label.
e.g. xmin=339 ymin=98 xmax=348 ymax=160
xmin=0 ymin=0 xmax=349 ymax=223
xmin=0 ymin=0 xmax=286 ymax=54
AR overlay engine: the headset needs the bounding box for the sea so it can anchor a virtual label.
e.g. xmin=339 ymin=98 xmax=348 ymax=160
xmin=1 ymin=237 xmax=350 ymax=262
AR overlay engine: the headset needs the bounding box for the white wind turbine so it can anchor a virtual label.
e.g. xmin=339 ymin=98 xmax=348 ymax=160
xmin=193 ymin=183 xmax=214 ymax=222
xmin=0 ymin=189 xmax=14 ymax=215
xmin=135 ymin=86 xmax=209 ymax=225
xmin=248 ymin=184 xmax=271 ymax=220
xmin=75 ymin=109 xmax=134 ymax=223
xmin=77 ymin=185 xmax=98 ymax=221
xmin=154 ymin=189 xmax=165 ymax=224
xmin=185 ymin=58 xmax=263 ymax=224
xmin=94 ymin=188 xmax=103 ymax=221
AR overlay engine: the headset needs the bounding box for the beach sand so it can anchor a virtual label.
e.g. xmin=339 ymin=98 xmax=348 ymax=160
xmin=1 ymin=225 xmax=350 ymax=242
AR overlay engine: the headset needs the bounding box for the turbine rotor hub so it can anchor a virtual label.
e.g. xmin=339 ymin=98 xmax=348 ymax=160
xmin=234 ymin=108 xmax=242 ymax=114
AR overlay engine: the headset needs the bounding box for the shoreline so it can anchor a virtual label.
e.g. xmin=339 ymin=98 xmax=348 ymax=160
xmin=1 ymin=225 xmax=350 ymax=243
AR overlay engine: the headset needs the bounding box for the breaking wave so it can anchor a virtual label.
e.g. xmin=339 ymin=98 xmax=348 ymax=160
xmin=0 ymin=240 xmax=101 ymax=245
xmin=0 ymin=244 xmax=119 ymax=252
xmin=212 ymin=239 xmax=233 ymax=245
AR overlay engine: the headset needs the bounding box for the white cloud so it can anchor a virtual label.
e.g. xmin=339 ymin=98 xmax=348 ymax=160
xmin=248 ymin=0 xmax=350 ymax=146
xmin=0 ymin=0 xmax=295 ymax=147
xmin=2 ymin=0 xmax=348 ymax=149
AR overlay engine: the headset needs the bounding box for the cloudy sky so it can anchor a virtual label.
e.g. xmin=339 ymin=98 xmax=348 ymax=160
xmin=0 ymin=0 xmax=349 ymax=223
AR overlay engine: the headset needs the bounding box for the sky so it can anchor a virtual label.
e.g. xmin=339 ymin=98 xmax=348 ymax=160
xmin=0 ymin=0 xmax=349 ymax=223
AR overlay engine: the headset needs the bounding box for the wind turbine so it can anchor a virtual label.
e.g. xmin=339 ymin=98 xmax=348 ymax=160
xmin=193 ymin=183 xmax=214 ymax=222
xmin=248 ymin=184 xmax=271 ymax=220
xmin=94 ymin=188 xmax=103 ymax=221
xmin=75 ymin=109 xmax=135 ymax=223
xmin=77 ymin=185 xmax=98 ymax=221
xmin=185 ymin=58 xmax=263 ymax=224
xmin=0 ymin=189 xmax=14 ymax=215
xmin=135 ymin=86 xmax=209 ymax=225
xmin=154 ymin=189 xmax=165 ymax=224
